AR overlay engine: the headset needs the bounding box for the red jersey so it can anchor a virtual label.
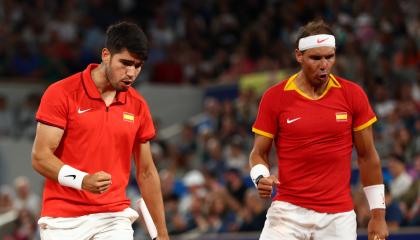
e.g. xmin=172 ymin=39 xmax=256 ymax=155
xmin=252 ymin=74 xmax=376 ymax=213
xmin=36 ymin=64 xmax=155 ymax=217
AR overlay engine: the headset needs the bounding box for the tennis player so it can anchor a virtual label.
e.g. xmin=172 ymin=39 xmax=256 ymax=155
xmin=249 ymin=20 xmax=388 ymax=240
xmin=32 ymin=21 xmax=169 ymax=240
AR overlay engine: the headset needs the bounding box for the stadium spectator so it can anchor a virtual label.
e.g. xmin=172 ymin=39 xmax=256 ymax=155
xmin=388 ymin=154 xmax=414 ymax=199
xmin=13 ymin=176 xmax=40 ymax=218
xmin=384 ymin=184 xmax=404 ymax=231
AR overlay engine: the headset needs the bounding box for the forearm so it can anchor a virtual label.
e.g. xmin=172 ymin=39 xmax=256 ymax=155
xmin=359 ymin=151 xmax=386 ymax=213
xmin=249 ymin=149 xmax=270 ymax=167
xmin=32 ymin=148 xmax=64 ymax=181
xmin=358 ymin=152 xmax=383 ymax=186
xmin=138 ymin=165 xmax=168 ymax=236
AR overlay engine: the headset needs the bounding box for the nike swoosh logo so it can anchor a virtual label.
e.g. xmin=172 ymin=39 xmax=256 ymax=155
xmin=317 ymin=37 xmax=329 ymax=43
xmin=286 ymin=117 xmax=301 ymax=124
xmin=78 ymin=108 xmax=92 ymax=114
xmin=65 ymin=174 xmax=76 ymax=180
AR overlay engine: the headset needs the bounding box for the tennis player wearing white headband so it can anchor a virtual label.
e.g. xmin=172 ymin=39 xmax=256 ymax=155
xmin=250 ymin=20 xmax=388 ymax=240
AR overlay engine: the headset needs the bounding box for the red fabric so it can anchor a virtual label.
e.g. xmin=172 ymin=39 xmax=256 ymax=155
xmin=36 ymin=64 xmax=155 ymax=217
xmin=253 ymin=74 xmax=376 ymax=213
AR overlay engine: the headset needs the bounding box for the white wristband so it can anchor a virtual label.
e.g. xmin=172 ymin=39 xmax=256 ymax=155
xmin=363 ymin=184 xmax=386 ymax=210
xmin=250 ymin=164 xmax=270 ymax=188
xmin=58 ymin=165 xmax=88 ymax=190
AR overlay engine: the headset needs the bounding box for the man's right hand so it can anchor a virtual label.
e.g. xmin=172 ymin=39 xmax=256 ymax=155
xmin=82 ymin=171 xmax=112 ymax=194
xmin=257 ymin=175 xmax=279 ymax=198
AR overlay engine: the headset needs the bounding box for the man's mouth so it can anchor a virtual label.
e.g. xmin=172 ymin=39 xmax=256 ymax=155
xmin=121 ymin=80 xmax=133 ymax=86
xmin=319 ymin=74 xmax=328 ymax=81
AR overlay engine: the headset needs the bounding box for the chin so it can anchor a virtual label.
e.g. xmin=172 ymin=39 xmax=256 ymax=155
xmin=114 ymin=84 xmax=130 ymax=92
xmin=118 ymin=87 xmax=129 ymax=92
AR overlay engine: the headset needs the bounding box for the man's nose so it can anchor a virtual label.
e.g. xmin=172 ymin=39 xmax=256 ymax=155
xmin=126 ymin=66 xmax=135 ymax=77
xmin=319 ymin=58 xmax=328 ymax=69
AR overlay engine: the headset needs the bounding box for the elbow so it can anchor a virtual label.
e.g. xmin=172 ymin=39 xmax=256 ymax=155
xmin=357 ymin=152 xmax=382 ymax=168
xmin=249 ymin=148 xmax=257 ymax=167
xmin=31 ymin=149 xmax=43 ymax=173
xmin=249 ymin=148 xmax=268 ymax=167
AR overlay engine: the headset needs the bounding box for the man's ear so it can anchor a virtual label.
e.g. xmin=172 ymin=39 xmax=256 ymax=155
xmin=295 ymin=49 xmax=303 ymax=64
xmin=101 ymin=48 xmax=111 ymax=63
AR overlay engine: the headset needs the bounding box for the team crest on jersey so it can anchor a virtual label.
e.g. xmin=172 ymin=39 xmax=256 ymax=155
xmin=123 ymin=112 xmax=134 ymax=122
xmin=335 ymin=112 xmax=348 ymax=122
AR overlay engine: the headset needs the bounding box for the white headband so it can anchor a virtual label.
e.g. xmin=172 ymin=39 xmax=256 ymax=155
xmin=298 ymin=34 xmax=335 ymax=51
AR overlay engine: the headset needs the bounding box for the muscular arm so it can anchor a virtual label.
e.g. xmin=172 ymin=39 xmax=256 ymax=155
xmin=354 ymin=125 xmax=388 ymax=239
xmin=31 ymin=122 xmax=111 ymax=194
xmin=249 ymin=134 xmax=278 ymax=198
xmin=354 ymin=126 xmax=383 ymax=187
xmin=31 ymin=122 xmax=65 ymax=180
xmin=133 ymin=141 xmax=168 ymax=239
xmin=249 ymin=134 xmax=272 ymax=168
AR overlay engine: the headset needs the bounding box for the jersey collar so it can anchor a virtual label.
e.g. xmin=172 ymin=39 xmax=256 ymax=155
xmin=82 ymin=64 xmax=127 ymax=104
xmin=284 ymin=73 xmax=341 ymax=100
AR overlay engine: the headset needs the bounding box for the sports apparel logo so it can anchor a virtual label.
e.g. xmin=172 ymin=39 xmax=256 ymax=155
xmin=78 ymin=108 xmax=92 ymax=114
xmin=65 ymin=174 xmax=76 ymax=180
xmin=317 ymin=37 xmax=329 ymax=43
xmin=286 ymin=117 xmax=301 ymax=124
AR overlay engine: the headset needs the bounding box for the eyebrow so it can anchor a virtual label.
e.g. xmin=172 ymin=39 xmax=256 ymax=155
xmin=308 ymin=53 xmax=335 ymax=59
xmin=120 ymin=59 xmax=144 ymax=68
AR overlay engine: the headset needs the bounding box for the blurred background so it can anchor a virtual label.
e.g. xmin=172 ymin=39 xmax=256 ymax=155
xmin=0 ymin=0 xmax=419 ymax=239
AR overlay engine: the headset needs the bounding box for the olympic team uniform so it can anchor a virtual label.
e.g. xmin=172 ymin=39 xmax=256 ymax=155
xmin=252 ymin=73 xmax=377 ymax=239
xmin=36 ymin=64 xmax=155 ymax=239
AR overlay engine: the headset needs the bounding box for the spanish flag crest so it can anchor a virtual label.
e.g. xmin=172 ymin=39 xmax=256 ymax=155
xmin=123 ymin=112 xmax=134 ymax=122
xmin=335 ymin=112 xmax=348 ymax=122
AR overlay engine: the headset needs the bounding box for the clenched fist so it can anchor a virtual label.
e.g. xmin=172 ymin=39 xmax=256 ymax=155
xmin=257 ymin=175 xmax=280 ymax=198
xmin=82 ymin=171 xmax=112 ymax=194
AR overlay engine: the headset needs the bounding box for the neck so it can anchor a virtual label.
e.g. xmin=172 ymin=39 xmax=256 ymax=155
xmin=91 ymin=63 xmax=117 ymax=106
xmin=91 ymin=64 xmax=114 ymax=93
xmin=295 ymin=72 xmax=329 ymax=99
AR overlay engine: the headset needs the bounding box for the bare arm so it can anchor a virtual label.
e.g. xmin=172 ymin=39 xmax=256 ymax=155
xmin=354 ymin=126 xmax=388 ymax=239
xmin=32 ymin=122 xmax=66 ymax=180
xmin=249 ymin=134 xmax=272 ymax=168
xmin=249 ymin=134 xmax=279 ymax=198
xmin=133 ymin=141 xmax=169 ymax=239
xmin=354 ymin=126 xmax=383 ymax=187
xmin=32 ymin=122 xmax=111 ymax=194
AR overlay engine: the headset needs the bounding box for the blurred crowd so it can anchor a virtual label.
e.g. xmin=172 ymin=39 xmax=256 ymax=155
xmin=0 ymin=177 xmax=40 ymax=240
xmin=0 ymin=0 xmax=419 ymax=239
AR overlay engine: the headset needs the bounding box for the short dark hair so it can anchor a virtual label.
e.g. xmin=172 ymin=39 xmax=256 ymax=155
xmin=295 ymin=19 xmax=335 ymax=49
xmin=105 ymin=21 xmax=149 ymax=60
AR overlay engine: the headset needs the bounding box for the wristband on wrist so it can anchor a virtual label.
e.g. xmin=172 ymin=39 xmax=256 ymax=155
xmin=363 ymin=184 xmax=386 ymax=210
xmin=250 ymin=164 xmax=270 ymax=188
xmin=58 ymin=165 xmax=88 ymax=190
